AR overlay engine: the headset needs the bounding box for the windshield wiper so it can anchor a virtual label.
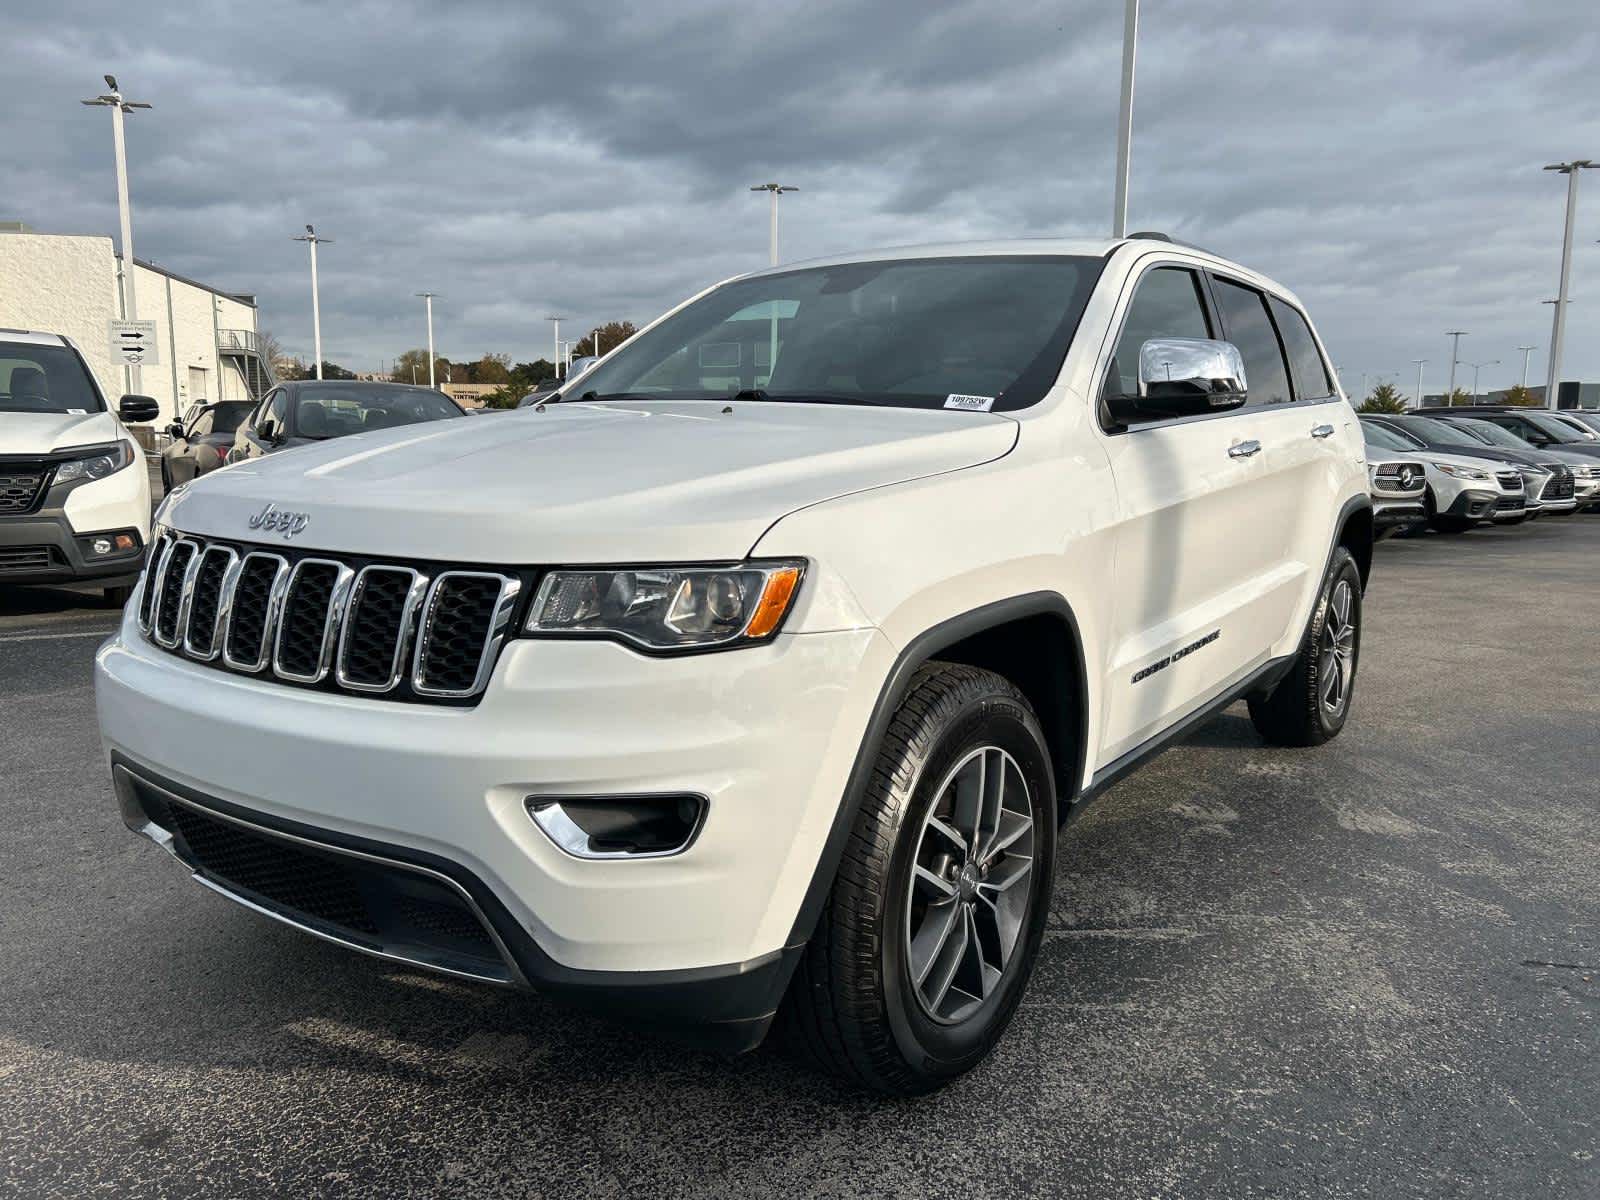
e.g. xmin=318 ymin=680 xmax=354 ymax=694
xmin=732 ymin=388 xmax=769 ymax=402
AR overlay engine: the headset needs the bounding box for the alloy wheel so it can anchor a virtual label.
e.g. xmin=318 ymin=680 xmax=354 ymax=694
xmin=904 ymin=745 xmax=1035 ymax=1025
xmin=1319 ymin=579 xmax=1357 ymax=714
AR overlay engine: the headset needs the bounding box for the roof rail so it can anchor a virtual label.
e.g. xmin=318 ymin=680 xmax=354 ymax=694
xmin=1123 ymin=230 xmax=1221 ymax=257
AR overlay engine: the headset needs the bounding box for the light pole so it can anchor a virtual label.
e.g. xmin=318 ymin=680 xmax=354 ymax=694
xmin=81 ymin=75 xmax=152 ymax=397
xmin=1444 ymin=331 xmax=1468 ymax=404
xmin=415 ymin=293 xmax=438 ymax=388
xmin=546 ymin=316 xmax=567 ymax=376
xmin=749 ymin=183 xmax=799 ymax=266
xmin=1542 ymin=160 xmax=1595 ymax=410
xmin=1410 ymin=359 xmax=1427 ymax=409
xmin=291 ymin=225 xmax=332 ymax=380
xmin=1516 ymin=344 xmax=1537 ymax=391
xmin=1467 ymin=360 xmax=1499 ymax=402
xmin=1112 ymin=0 xmax=1139 ymax=238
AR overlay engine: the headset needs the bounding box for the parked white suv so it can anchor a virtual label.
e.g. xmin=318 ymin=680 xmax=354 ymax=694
xmin=1 ymin=329 xmax=159 ymax=601
xmin=95 ymin=237 xmax=1371 ymax=1093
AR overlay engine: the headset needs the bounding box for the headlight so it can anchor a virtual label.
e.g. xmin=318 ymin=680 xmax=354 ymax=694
xmin=1431 ymin=462 xmax=1488 ymax=480
xmin=525 ymin=560 xmax=805 ymax=651
xmin=53 ymin=441 xmax=134 ymax=484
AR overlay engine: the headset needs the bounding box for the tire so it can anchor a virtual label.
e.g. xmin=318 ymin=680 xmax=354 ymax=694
xmin=782 ymin=662 xmax=1056 ymax=1095
xmin=102 ymin=584 xmax=134 ymax=608
xmin=1248 ymin=546 xmax=1362 ymax=747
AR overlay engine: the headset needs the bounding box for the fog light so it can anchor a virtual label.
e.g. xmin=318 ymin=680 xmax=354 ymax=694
xmin=92 ymin=537 xmax=113 ymax=555
xmin=526 ymin=794 xmax=705 ymax=859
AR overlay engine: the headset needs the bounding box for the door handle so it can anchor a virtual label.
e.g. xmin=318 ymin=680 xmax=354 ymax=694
xmin=1228 ymin=439 xmax=1262 ymax=459
xmin=1311 ymin=423 xmax=1335 ymax=439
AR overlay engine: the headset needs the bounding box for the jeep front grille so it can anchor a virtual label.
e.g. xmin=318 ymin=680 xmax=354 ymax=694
xmin=137 ymin=532 xmax=522 ymax=704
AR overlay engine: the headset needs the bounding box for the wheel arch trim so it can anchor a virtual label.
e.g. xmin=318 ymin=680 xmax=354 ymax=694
xmin=783 ymin=591 xmax=1089 ymax=952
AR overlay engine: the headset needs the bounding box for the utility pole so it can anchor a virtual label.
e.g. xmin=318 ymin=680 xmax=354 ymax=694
xmin=1444 ymin=331 xmax=1467 ymax=405
xmin=1516 ymin=345 xmax=1537 ymax=390
xmin=416 ymin=293 xmax=438 ymax=388
xmin=546 ymin=316 xmax=567 ymax=376
xmin=81 ymin=75 xmax=152 ymax=397
xmin=749 ymin=183 xmax=799 ymax=265
xmin=1542 ymin=160 xmax=1595 ymax=410
xmin=1467 ymin=360 xmax=1499 ymax=402
xmin=1112 ymin=0 xmax=1139 ymax=238
xmin=1411 ymin=359 xmax=1427 ymax=409
xmin=292 ymin=225 xmax=332 ymax=380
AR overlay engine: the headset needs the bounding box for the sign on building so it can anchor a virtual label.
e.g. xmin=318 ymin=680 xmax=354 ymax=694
xmin=108 ymin=319 xmax=160 ymax=365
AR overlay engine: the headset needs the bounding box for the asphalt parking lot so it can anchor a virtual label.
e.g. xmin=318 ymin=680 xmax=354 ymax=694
xmin=1 ymin=518 xmax=1596 ymax=1199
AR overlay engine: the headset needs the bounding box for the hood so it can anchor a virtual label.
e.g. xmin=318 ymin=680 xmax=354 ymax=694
xmin=161 ymin=400 xmax=1018 ymax=562
xmin=1420 ymin=451 xmax=1520 ymax=477
xmin=0 ymin=410 xmax=125 ymax=455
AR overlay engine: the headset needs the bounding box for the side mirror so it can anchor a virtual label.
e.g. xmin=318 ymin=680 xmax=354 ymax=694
xmin=166 ymin=422 xmax=185 ymax=440
xmin=118 ymin=394 xmax=161 ymax=423
xmin=1106 ymin=338 xmax=1249 ymax=425
xmin=258 ymin=419 xmax=277 ymax=442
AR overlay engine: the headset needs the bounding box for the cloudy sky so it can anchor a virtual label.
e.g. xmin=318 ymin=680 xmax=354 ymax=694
xmin=7 ymin=0 xmax=1599 ymax=394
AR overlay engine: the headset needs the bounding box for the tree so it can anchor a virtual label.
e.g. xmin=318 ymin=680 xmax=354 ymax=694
xmin=1500 ymin=384 xmax=1539 ymax=407
xmin=317 ymin=361 xmax=357 ymax=380
xmin=473 ymin=353 xmax=511 ymax=385
xmin=276 ymin=357 xmax=310 ymax=381
xmin=1358 ymin=382 xmax=1408 ymax=414
xmin=575 ymin=320 xmax=637 ymax=359
xmin=1443 ymin=387 xmax=1472 ymax=406
xmin=392 ymin=348 xmax=448 ymax=386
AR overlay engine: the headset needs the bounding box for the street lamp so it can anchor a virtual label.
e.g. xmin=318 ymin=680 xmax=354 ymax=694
xmin=545 ymin=316 xmax=567 ymax=376
xmin=1542 ymin=160 xmax=1596 ymax=410
xmin=1112 ymin=0 xmax=1139 ymax=237
xmin=1516 ymin=345 xmax=1537 ymax=391
xmin=1410 ymin=359 xmax=1427 ymax=409
xmin=1467 ymin=360 xmax=1499 ymax=402
xmin=749 ymin=183 xmax=799 ymax=266
xmin=291 ymin=225 xmax=332 ymax=380
xmin=415 ymin=293 xmax=438 ymax=388
xmin=1444 ymin=331 xmax=1468 ymax=404
xmin=81 ymin=74 xmax=152 ymax=397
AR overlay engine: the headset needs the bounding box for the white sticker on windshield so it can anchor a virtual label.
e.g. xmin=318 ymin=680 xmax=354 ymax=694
xmin=67 ymin=408 xmax=87 ymax=414
xmin=944 ymin=393 xmax=995 ymax=412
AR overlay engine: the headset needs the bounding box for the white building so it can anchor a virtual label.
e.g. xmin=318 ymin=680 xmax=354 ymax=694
xmin=0 ymin=225 xmax=272 ymax=424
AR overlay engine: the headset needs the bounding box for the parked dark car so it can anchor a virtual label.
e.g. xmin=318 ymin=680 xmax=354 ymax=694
xmin=516 ymin=379 xmax=563 ymax=408
xmin=160 ymin=400 xmax=255 ymax=489
xmin=227 ymin=381 xmax=465 ymax=465
xmin=1414 ymin=405 xmax=1600 ymax=461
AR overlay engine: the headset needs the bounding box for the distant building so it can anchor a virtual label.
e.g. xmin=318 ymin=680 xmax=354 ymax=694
xmin=1421 ymin=382 xmax=1597 ymax=408
xmin=440 ymin=382 xmax=499 ymax=408
xmin=0 ymin=224 xmax=271 ymax=423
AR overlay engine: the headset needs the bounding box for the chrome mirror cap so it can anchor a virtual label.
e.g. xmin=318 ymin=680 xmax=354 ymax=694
xmin=1138 ymin=337 xmax=1249 ymax=409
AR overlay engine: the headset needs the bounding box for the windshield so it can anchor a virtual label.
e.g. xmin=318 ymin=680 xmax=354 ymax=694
xmin=565 ymin=255 xmax=1103 ymax=412
xmin=1520 ymin=411 xmax=1586 ymax=443
xmin=1361 ymin=420 xmax=1421 ymax=452
xmin=211 ymin=401 xmax=253 ymax=434
xmin=1450 ymin=418 xmax=1531 ymax=449
xmin=0 ymin=342 xmax=105 ymax=415
xmin=293 ymin=385 xmax=463 ymax=438
xmin=1394 ymin=415 xmax=1485 ymax=447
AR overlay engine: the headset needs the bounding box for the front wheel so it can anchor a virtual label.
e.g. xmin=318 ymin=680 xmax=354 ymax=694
xmin=782 ymin=663 xmax=1056 ymax=1094
xmin=1248 ymin=546 xmax=1362 ymax=747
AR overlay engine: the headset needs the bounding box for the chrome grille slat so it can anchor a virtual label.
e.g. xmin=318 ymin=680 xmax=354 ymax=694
xmin=143 ymin=534 xmax=515 ymax=704
xmin=411 ymin=571 xmax=522 ymax=699
xmin=271 ymin=559 xmax=356 ymax=684
xmin=221 ymin=552 xmax=291 ymax=673
xmin=336 ymin=566 xmax=429 ymax=693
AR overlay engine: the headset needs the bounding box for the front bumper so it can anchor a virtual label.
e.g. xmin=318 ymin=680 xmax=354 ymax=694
xmin=0 ymin=455 xmax=150 ymax=587
xmin=96 ymin=599 xmax=892 ymax=1038
xmin=1372 ymin=497 xmax=1425 ymax=527
xmin=1441 ymin=488 xmax=1497 ymax=521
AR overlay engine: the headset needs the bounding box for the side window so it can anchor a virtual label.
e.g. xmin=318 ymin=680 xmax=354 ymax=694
xmin=1104 ymin=267 xmax=1212 ymax=400
xmin=189 ymin=410 xmax=214 ymax=438
xmin=1268 ymin=296 xmax=1334 ymax=400
xmin=264 ymin=390 xmax=289 ymax=432
xmin=1212 ymin=278 xmax=1292 ymax=407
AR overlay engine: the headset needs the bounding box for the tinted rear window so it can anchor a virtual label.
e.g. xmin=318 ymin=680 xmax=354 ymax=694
xmin=1268 ymin=297 xmax=1334 ymax=400
xmin=0 ymin=342 xmax=104 ymax=414
xmin=1212 ymin=279 xmax=1292 ymax=407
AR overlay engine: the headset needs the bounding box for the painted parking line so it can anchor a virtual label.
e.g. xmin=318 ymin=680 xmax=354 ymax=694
xmin=0 ymin=627 xmax=118 ymax=644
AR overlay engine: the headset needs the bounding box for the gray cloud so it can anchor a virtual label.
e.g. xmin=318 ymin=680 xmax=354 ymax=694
xmin=5 ymin=0 xmax=1598 ymax=391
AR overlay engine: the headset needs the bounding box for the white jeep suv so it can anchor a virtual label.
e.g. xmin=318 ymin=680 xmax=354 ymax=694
xmin=1 ymin=330 xmax=159 ymax=601
xmin=95 ymin=237 xmax=1371 ymax=1094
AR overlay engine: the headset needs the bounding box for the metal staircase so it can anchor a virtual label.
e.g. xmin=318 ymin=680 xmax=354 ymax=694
xmin=216 ymin=329 xmax=276 ymax=399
